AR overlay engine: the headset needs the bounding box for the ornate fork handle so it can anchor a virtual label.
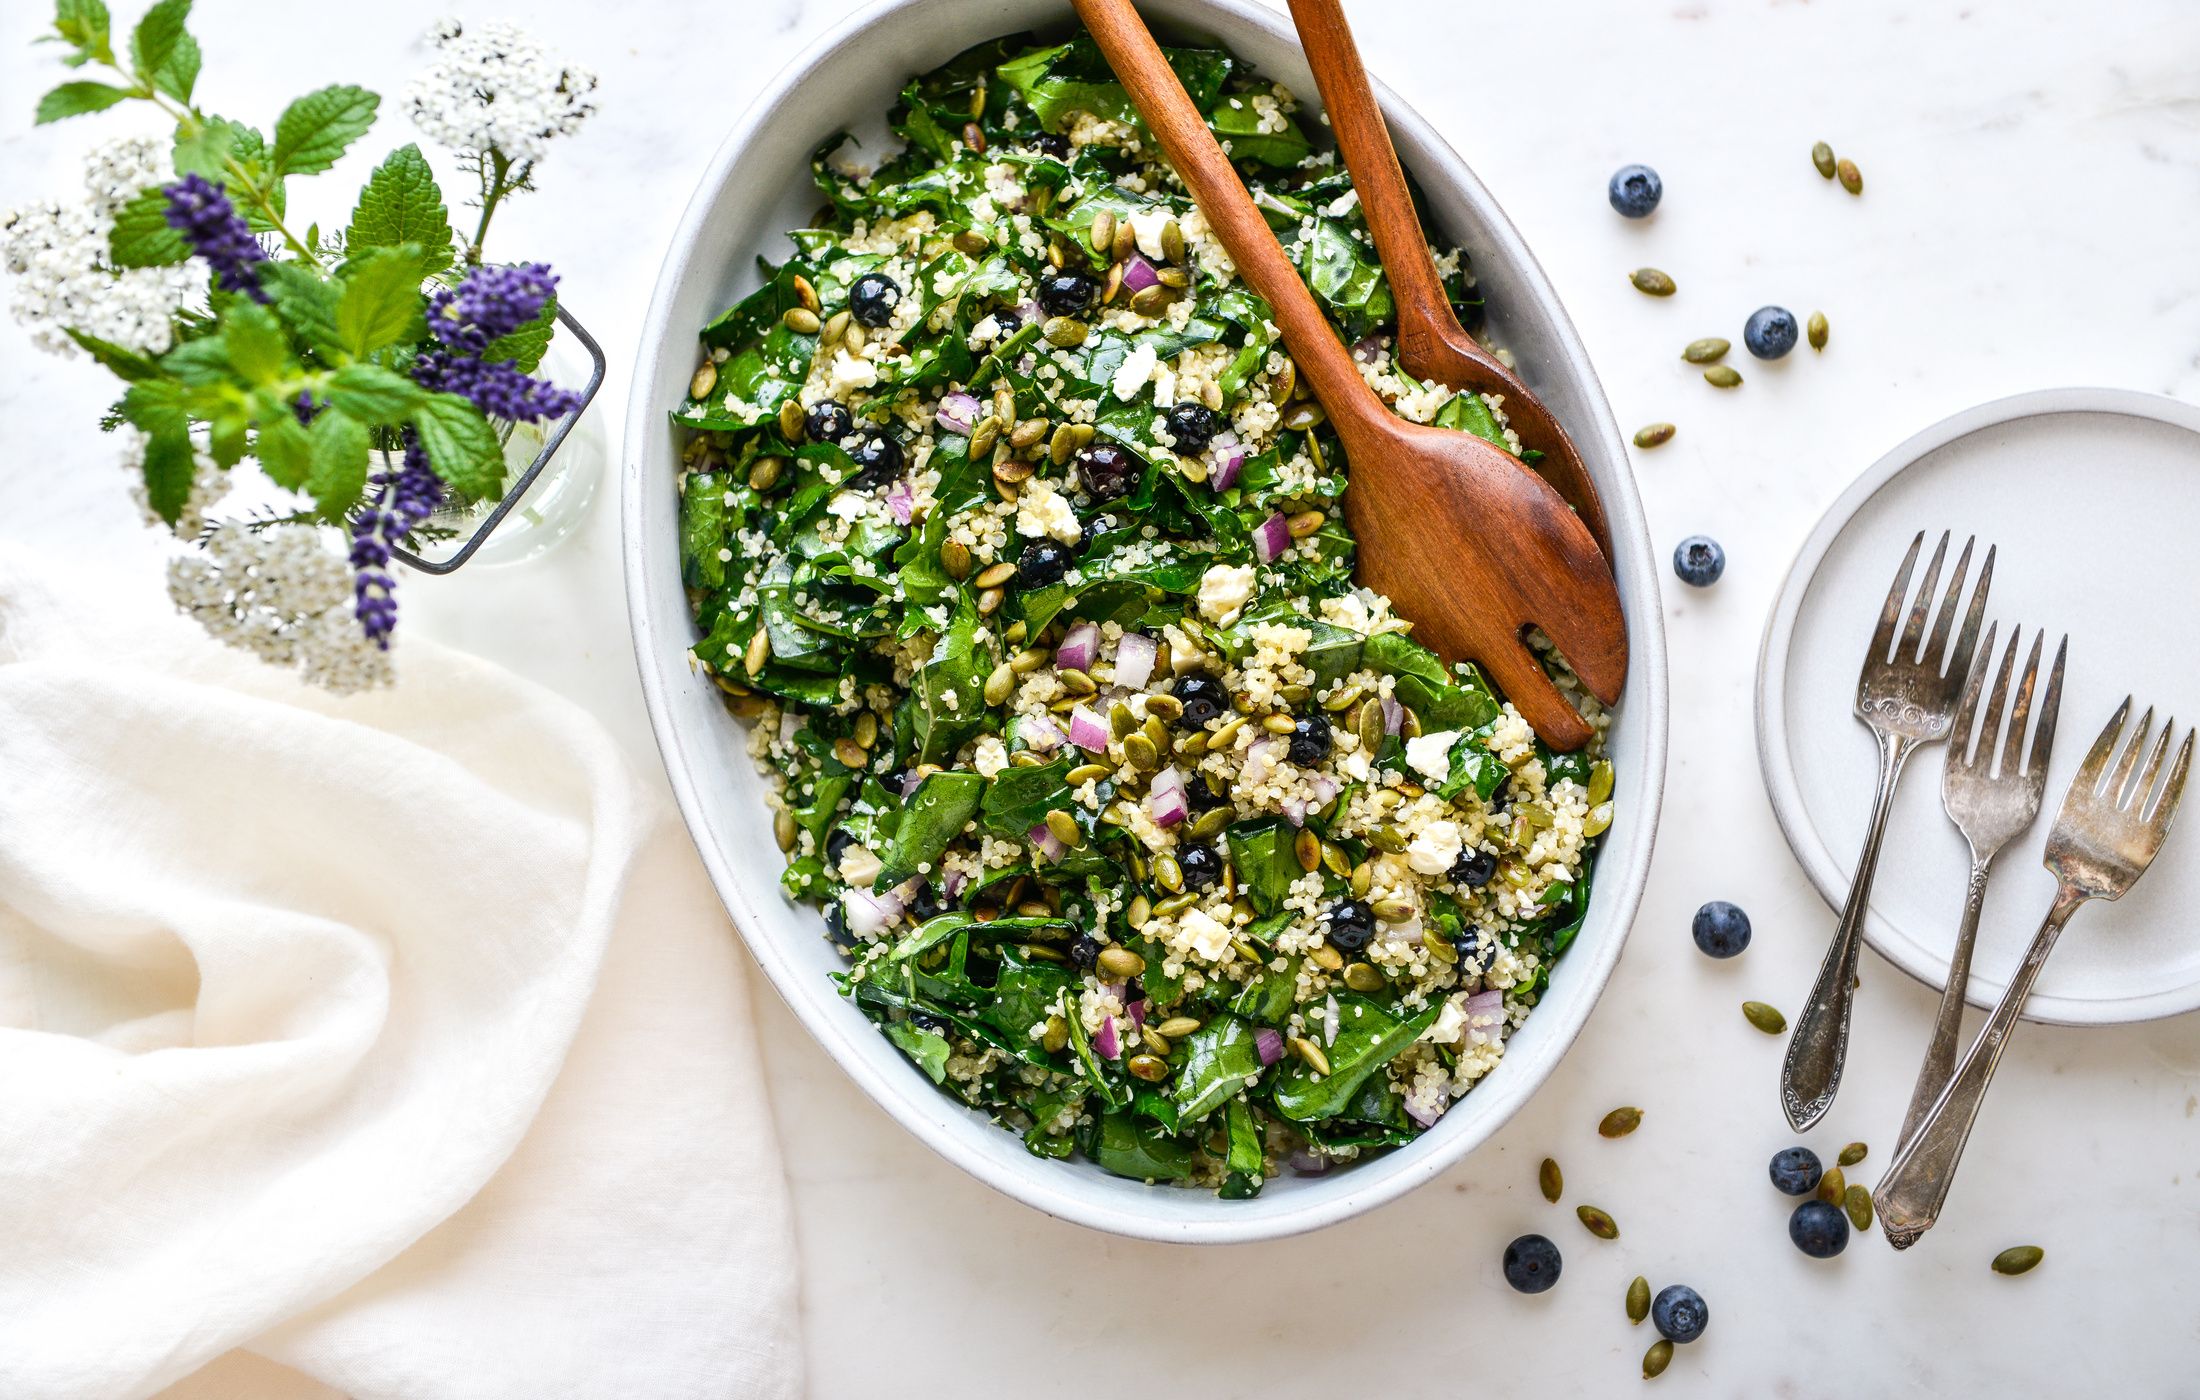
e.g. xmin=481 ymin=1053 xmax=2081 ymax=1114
xmin=1896 ymin=855 xmax=1995 ymax=1151
xmin=1782 ymin=728 xmax=1915 ymax=1131
xmin=1875 ymin=887 xmax=2086 ymax=1247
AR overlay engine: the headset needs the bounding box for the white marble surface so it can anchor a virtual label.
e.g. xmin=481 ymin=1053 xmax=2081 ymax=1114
xmin=5 ymin=0 xmax=2199 ymax=1392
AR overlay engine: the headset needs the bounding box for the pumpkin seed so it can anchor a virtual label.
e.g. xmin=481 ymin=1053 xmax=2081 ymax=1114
xmin=1066 ymin=763 xmax=1114 ymax=788
xmin=821 ymin=309 xmax=851 ymax=345
xmin=1817 ymin=1166 xmax=1846 ymax=1205
xmin=1009 ymin=417 xmax=1050 ymax=451
xmin=1577 ymin=1205 xmax=1619 ymax=1240
xmin=782 ymin=306 xmax=821 ymax=335
xmin=976 ymin=586 xmax=1004 ymax=615
xmin=689 ymin=362 xmax=718 ymax=399
xmin=1682 ymin=337 xmax=1729 ymax=364
xmin=1422 ymin=929 xmax=1458 ymax=964
xmin=1152 ymin=852 xmax=1186 ymax=894
xmin=1837 ymin=157 xmax=1863 ymax=195
xmin=1188 ymin=807 xmax=1232 ymax=840
xmin=1991 ymin=1245 xmax=2044 ymax=1276
xmin=1368 ymin=826 xmax=1409 ymax=856
xmin=773 ymin=809 xmax=797 ymax=852
xmin=992 ymin=459 xmax=1033 ymax=486
xmin=1139 ymin=1027 xmax=1172 ymax=1056
xmin=1129 ymin=285 xmax=1173 ymax=318
xmin=1627 ymin=1275 xmax=1650 ymax=1325
xmin=1342 ymin=962 xmax=1385 ymax=993
xmin=1057 ymin=669 xmax=1096 ymax=698
xmin=1838 ymin=1141 xmax=1868 ymax=1167
xmin=791 ymin=273 xmax=820 ymax=313
xmin=1089 ymin=210 xmax=1116 ymax=257
xmin=832 ymin=737 xmax=867 ymax=769
xmin=1142 ymin=715 xmax=1171 ymax=754
xmin=1048 ymin=423 xmax=1077 ymax=465
xmin=1042 ymin=315 xmax=1087 ymax=348
xmin=1355 ymin=699 xmax=1386 ymax=752
xmin=1704 ymin=365 xmax=1743 ymax=389
xmin=843 ymin=321 xmax=866 ymax=352
xmin=1632 ymin=422 xmax=1676 ymax=449
xmin=1742 ymin=1000 xmax=1786 ymax=1034
xmin=1122 ymin=895 xmax=1152 ymax=932
xmin=1630 ymin=267 xmax=1677 ymax=297
xmin=968 ymin=415 xmax=1002 ymax=459
xmin=972 ymin=561 xmax=1017 ymax=589
xmin=1643 ymin=1339 xmax=1673 ymax=1380
xmin=747 ymin=456 xmax=784 ymax=492
xmin=1041 ymin=1015 xmax=1069 ymax=1053
xmin=1371 ymin=897 xmax=1415 ymax=923
xmin=1127 ymin=1053 xmax=1169 ymax=1082
xmin=1156 ymin=266 xmax=1191 ymax=289
xmin=1844 ymin=1183 xmax=1873 ymax=1232
xmin=983 ymin=663 xmax=1015 ymax=707
xmin=1106 ymin=703 xmax=1135 ymax=741
xmin=1289 ymin=1036 xmax=1330 ymax=1075
xmin=1154 ymin=1015 xmax=1201 ymax=1039
xmin=744 ymin=625 xmax=771 ymax=677
xmin=1260 ymin=713 xmax=1298 ymax=736
xmin=1096 ymin=946 xmax=1146 ymax=979
xmin=1160 ymin=217 xmax=1185 ymax=264
xmin=851 ymin=711 xmax=878 ymax=749
xmin=1308 ymin=944 xmax=1344 ymax=972
xmin=1122 ymin=732 xmax=1159 ymax=772
xmin=1044 ymin=809 xmax=1082 ymax=848
xmin=1111 ymin=218 xmax=1136 ymax=262
xmin=1811 ymin=140 xmax=1837 ymax=179
xmin=1808 ymin=309 xmax=1829 ymax=351
xmin=1286 ymin=509 xmax=1326 ymax=539
xmin=1145 ymin=693 xmax=1183 ymax=722
xmin=1539 ymin=1157 xmax=1563 ymax=1204
xmin=1321 ymin=841 xmax=1351 ymax=879
xmin=1284 ymin=827 xmax=1318 ymax=874
xmin=939 ymin=539 xmax=973 ymax=581
xmin=1598 ymin=1106 xmax=1643 ymax=1139
xmin=1279 ymin=400 xmax=1325 ymax=431
xmin=1008 ymin=751 xmax=1043 ymax=768
xmin=953 ymin=227 xmax=990 ymax=256
xmin=1585 ymin=803 xmax=1614 ymax=838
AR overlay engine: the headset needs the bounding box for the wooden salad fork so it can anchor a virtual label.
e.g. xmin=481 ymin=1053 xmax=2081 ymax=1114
xmin=1071 ymin=0 xmax=1627 ymax=750
xmin=1875 ymin=699 xmax=2193 ymax=1247
xmin=1283 ymin=0 xmax=1612 ymax=558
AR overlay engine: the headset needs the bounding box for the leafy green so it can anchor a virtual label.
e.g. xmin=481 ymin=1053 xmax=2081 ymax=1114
xmin=875 ymin=771 xmax=983 ymax=890
xmin=271 ymin=83 xmax=380 ymax=177
xmin=1171 ymin=1013 xmax=1263 ymax=1123
xmin=1226 ymin=818 xmax=1304 ymax=917
xmin=346 ymin=144 xmax=454 ymax=272
xmin=884 ymin=1020 xmax=952 ymax=1084
xmin=35 ymin=80 xmax=129 ymax=123
xmin=1087 ymin=1111 xmax=1198 ymax=1182
xmin=1272 ymin=996 xmax=1444 ymax=1122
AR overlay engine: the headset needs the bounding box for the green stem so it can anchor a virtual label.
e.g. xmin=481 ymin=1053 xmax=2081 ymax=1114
xmin=467 ymin=152 xmax=515 ymax=265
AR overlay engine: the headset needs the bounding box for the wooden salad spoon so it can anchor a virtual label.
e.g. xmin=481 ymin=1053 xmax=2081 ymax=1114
xmin=1285 ymin=0 xmax=1612 ymax=558
xmin=1070 ymin=0 xmax=1626 ymax=749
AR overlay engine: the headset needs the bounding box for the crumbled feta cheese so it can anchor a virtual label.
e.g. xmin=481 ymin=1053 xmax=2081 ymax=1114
xmin=1179 ymin=907 xmax=1234 ymax=961
xmin=1197 ymin=563 xmax=1256 ymax=625
xmin=1015 ymin=478 xmax=1083 ymax=544
xmin=1406 ymin=818 xmax=1463 ymax=876
xmin=972 ymin=735 xmax=1009 ymax=778
xmin=837 ymin=844 xmax=883 ymax=888
xmin=1111 ymin=340 xmax=1159 ymax=401
xmin=828 ymin=348 xmax=878 ymax=394
xmin=1404 ymin=729 xmax=1461 ymax=785
xmin=1128 ymin=207 xmax=1171 ymax=260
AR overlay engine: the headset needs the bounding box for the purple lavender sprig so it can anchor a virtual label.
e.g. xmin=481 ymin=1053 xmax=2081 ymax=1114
xmin=161 ymin=173 xmax=269 ymax=303
xmin=410 ymin=262 xmax=581 ymax=423
xmin=349 ymin=432 xmax=444 ymax=648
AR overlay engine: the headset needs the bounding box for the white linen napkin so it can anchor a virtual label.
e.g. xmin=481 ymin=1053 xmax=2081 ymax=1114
xmin=0 ymin=551 xmax=801 ymax=1400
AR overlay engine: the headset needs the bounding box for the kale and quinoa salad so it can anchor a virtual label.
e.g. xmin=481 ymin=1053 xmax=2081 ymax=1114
xmin=671 ymin=30 xmax=1614 ymax=1195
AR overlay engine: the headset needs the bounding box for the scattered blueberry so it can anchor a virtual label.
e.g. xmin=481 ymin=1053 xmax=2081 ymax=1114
xmin=908 ymin=1009 xmax=950 ymax=1034
xmin=824 ymin=899 xmax=851 ymax=948
xmin=845 ymin=430 xmax=904 ymax=488
xmin=1171 ymin=674 xmax=1227 ymax=729
xmin=1069 ymin=932 xmax=1102 ymax=970
xmin=1177 ymin=842 xmax=1222 ymax=890
xmin=1324 ymin=899 xmax=1375 ymax=954
xmin=1692 ymin=900 xmax=1752 ymax=958
xmin=1607 ymin=163 xmax=1662 ymax=219
xmin=804 ymin=398 xmax=855 ymax=444
xmin=906 ymin=884 xmax=942 ymax=922
xmin=1287 ymin=712 xmax=1333 ymax=766
xmin=1770 ymin=1146 xmax=1822 ymax=1196
xmin=848 ymin=272 xmax=902 ymax=328
xmin=825 ymin=828 xmax=854 ymax=863
xmin=1016 ymin=539 xmax=1070 ymax=588
xmin=1673 ymin=535 xmax=1725 ymax=587
xmin=1789 ymin=1199 xmax=1850 ymax=1258
xmin=1029 ymin=132 xmax=1071 ymax=160
xmin=989 ymin=306 xmax=1023 ymax=334
xmin=1164 ymin=402 xmax=1219 ymax=455
xmin=1743 ymin=305 xmax=1800 ymax=360
xmin=1651 ymin=1285 xmax=1709 ymax=1344
xmin=1185 ymin=773 xmax=1229 ymax=812
xmin=1503 ymin=1233 xmax=1563 ymax=1294
xmin=1076 ymin=442 xmax=1141 ymax=501
xmin=1036 ymin=269 xmax=1101 ymax=317
xmin=1451 ymin=848 xmax=1498 ymax=888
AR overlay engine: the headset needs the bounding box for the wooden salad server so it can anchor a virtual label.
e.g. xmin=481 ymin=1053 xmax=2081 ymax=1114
xmin=1070 ymin=0 xmax=1626 ymax=749
xmin=1285 ymin=0 xmax=1613 ymax=558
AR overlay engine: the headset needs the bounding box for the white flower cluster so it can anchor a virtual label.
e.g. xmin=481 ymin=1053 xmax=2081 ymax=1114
xmin=120 ymin=426 xmax=229 ymax=539
xmin=167 ymin=523 xmax=394 ymax=694
xmin=403 ymin=19 xmax=599 ymax=166
xmin=0 ymin=136 xmax=196 ymax=358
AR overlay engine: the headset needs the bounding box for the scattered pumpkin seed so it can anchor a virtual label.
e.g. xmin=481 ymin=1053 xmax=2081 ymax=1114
xmin=791 ymin=272 xmax=820 ymax=312
xmin=782 ymin=306 xmax=821 ymax=335
xmin=1630 ymin=267 xmax=1677 ymax=297
xmin=1633 ymin=422 xmax=1676 ymax=449
xmin=1808 ymin=309 xmax=1829 ymax=351
xmin=852 ymin=710 xmax=878 ymax=749
xmin=1111 ymin=218 xmax=1136 ymax=262
xmin=821 ymin=309 xmax=851 ymax=345
xmin=1042 ymin=315 xmax=1087 ymax=348
xmin=743 ymin=625 xmax=771 ymax=677
xmin=952 ymin=227 xmax=990 ymax=256
xmin=773 ymin=809 xmax=797 ymax=852
xmin=940 ymin=539 xmax=973 ymax=581
xmin=1155 ymin=265 xmax=1191 ymax=289
xmin=1371 ymin=897 xmax=1415 ymax=923
xmin=972 ymin=561 xmax=1016 ymax=589
xmin=1743 ymin=1000 xmax=1786 ymax=1034
xmin=1422 ymin=929 xmax=1458 ymax=964
xmin=1643 ymin=1339 xmax=1673 ymax=1380
xmin=1009 ymin=417 xmax=1050 ymax=451
xmin=1308 ymin=943 xmax=1344 ymax=972
xmin=1088 ymin=210 xmax=1116 ymax=257
xmin=747 ymin=456 xmax=784 ymax=492
xmin=1096 ymin=946 xmax=1146 ymax=979
xmin=981 ymin=663 xmax=1015 ymax=707
xmin=1139 ymin=1027 xmax=1172 ymax=1056
xmin=1041 ymin=1015 xmax=1069 ymax=1053
xmin=1539 ymin=1157 xmax=1563 ymax=1203
xmin=1812 ymin=140 xmax=1836 ymax=179
xmin=1844 ymin=1183 xmax=1873 ymax=1232
xmin=1127 ymin=1053 xmax=1170 ymax=1082
xmin=1128 ymin=284 xmax=1173 ymax=318
xmin=831 ymin=737 xmax=867 ymax=769
xmin=1599 ymin=1106 xmax=1643 ymax=1139
xmin=1627 ymin=1274 xmax=1650 ymax=1324
xmin=1682 ymin=337 xmax=1730 ymax=364
xmin=1160 ymin=217 xmax=1186 ymax=264
xmin=992 ymin=458 xmax=1033 ymax=486
xmin=1289 ymin=1036 xmax=1330 ymax=1075
xmin=1043 ymin=809 xmax=1082 ymax=848
xmin=1577 ymin=1205 xmax=1619 ymax=1240
xmin=1817 ymin=1166 xmax=1847 ymax=1205
xmin=689 ymin=362 xmax=718 ymax=399
xmin=1837 ymin=157 xmax=1863 ymax=195
xmin=1293 ymin=827 xmax=1322 ymax=873
xmin=1285 ymin=509 xmax=1326 ymax=539
xmin=1123 ymin=732 xmax=1160 ymax=772
xmin=1188 ymin=807 xmax=1232 ymax=840
xmin=1124 ymin=894 xmax=1152 ymax=931
xmin=968 ymin=415 xmax=1002 ymax=459
xmin=1991 ymin=1245 xmax=2044 ymax=1276
xmin=1154 ymin=1015 xmax=1201 ymax=1039
xmin=1260 ymin=713 xmax=1298 ymax=736
xmin=1704 ymin=365 xmax=1743 ymax=389
xmin=1342 ymin=962 xmax=1385 ymax=993
xmin=1279 ymin=400 xmax=1325 ymax=431
xmin=1152 ymin=851 xmax=1184 ymax=893
xmin=976 ymin=586 xmax=1004 ymax=615
xmin=1838 ymin=1141 xmax=1868 ymax=1167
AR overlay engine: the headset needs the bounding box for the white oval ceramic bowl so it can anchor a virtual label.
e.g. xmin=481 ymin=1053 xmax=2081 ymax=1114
xmin=623 ymin=0 xmax=1668 ymax=1242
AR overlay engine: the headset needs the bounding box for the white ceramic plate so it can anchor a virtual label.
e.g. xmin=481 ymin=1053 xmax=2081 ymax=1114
xmin=1758 ymin=387 xmax=2200 ymax=1026
xmin=624 ymin=0 xmax=1668 ymax=1242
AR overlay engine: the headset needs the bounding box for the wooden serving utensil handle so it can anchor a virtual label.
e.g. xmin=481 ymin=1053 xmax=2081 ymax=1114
xmin=1069 ymin=0 xmax=1385 ymax=435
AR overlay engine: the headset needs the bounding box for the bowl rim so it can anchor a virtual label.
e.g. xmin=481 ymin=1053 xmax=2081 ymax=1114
xmin=620 ymin=0 xmax=1670 ymax=1243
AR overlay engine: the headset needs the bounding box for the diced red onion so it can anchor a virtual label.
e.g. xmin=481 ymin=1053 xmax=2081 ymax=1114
xmin=1022 ymin=713 xmax=1065 ymax=753
xmin=844 ymin=887 xmax=903 ymax=938
xmin=1405 ymin=1092 xmax=1448 ymax=1128
xmin=942 ymin=868 xmax=967 ymax=898
xmin=1310 ymin=774 xmax=1340 ymax=805
xmin=1113 ymin=631 xmax=1157 ymax=690
xmin=1381 ymin=695 xmax=1404 ymax=735
xmin=1254 ymin=1027 xmax=1284 ymax=1066
xmin=1067 ymin=705 xmax=1110 ymax=754
xmin=1056 ymin=621 xmax=1099 ymax=673
xmin=1126 ymin=998 xmax=1147 ymax=1028
xmin=1029 ymin=821 xmax=1066 ymax=864
xmin=886 ymin=477 xmax=914 ymax=526
xmin=1352 ymin=333 xmax=1386 ymax=363
xmin=1240 ymin=736 xmax=1279 ymax=786
xmin=1017 ymin=299 xmax=1041 ymax=323
xmin=1252 ymin=511 xmax=1290 ymax=563
xmin=1465 ymin=989 xmax=1505 ymax=1031
xmin=1209 ymin=432 xmax=1245 ymax=491
xmin=1281 ymin=798 xmax=1304 ymax=828
xmin=935 ymin=391 xmax=981 ymax=435
xmin=1095 ymin=1016 xmax=1120 ymax=1060
xmin=1287 ymin=1148 xmax=1331 ymax=1175
xmin=899 ymin=770 xmax=923 ymax=799
xmin=1121 ymin=252 xmax=1161 ymax=293
xmin=1147 ymin=765 xmax=1188 ymax=828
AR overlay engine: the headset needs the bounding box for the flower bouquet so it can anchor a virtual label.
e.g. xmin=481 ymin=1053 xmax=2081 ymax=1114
xmin=3 ymin=3 xmax=598 ymax=689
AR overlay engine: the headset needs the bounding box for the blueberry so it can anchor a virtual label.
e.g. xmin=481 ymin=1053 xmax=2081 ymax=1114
xmin=908 ymin=1010 xmax=950 ymax=1034
xmin=989 ymin=305 xmax=1023 ymax=334
xmin=1451 ymin=848 xmax=1498 ymax=888
xmin=1171 ymin=674 xmax=1227 ymax=729
xmin=849 ymin=272 xmax=902 ymax=328
xmin=804 ymin=398 xmax=855 ymax=444
xmin=1069 ymin=933 xmax=1102 ymax=970
xmin=1324 ymin=899 xmax=1375 ymax=954
xmin=1164 ymin=402 xmax=1218 ymax=455
xmin=1769 ymin=1146 xmax=1822 ymax=1197
xmin=1016 ymin=539 xmax=1070 ymax=588
xmin=1651 ymin=1285 xmax=1709 ymax=1344
xmin=1177 ymin=843 xmax=1222 ymax=891
xmin=1076 ymin=443 xmax=1141 ymax=502
xmin=1789 ymin=1199 xmax=1849 ymax=1258
xmin=1185 ymin=773 xmax=1229 ymax=812
xmin=1692 ymin=899 xmax=1752 ymax=958
xmin=824 ymin=899 xmax=850 ymax=948
xmin=1286 ymin=712 xmax=1332 ymax=766
xmin=1743 ymin=305 xmax=1799 ymax=360
xmin=1035 ymin=270 xmax=1101 ymax=317
xmin=825 ymin=828 xmax=854 ymax=864
xmin=906 ymin=884 xmax=942 ymax=922
xmin=845 ymin=430 xmax=904 ymax=488
xmin=1608 ymin=163 xmax=1662 ymax=218
xmin=1502 ymin=1234 xmax=1563 ymax=1294
xmin=1030 ymin=132 xmax=1071 ymax=160
xmin=1673 ymin=535 xmax=1725 ymax=587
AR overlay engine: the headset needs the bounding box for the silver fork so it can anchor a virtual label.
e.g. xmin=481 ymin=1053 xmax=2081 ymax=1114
xmin=1781 ymin=531 xmax=1994 ymax=1132
xmin=1876 ymin=700 xmax=2193 ymax=1246
xmin=1894 ymin=625 xmax=2067 ymax=1152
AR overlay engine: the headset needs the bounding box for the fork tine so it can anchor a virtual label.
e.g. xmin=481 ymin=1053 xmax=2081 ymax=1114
xmin=1998 ymin=629 xmax=2042 ymax=776
xmin=2146 ymin=730 xmax=2195 ymax=828
xmin=1921 ymin=536 xmax=1976 ymax=668
xmin=1941 ymin=543 xmax=1994 ymax=680
xmin=2109 ymin=706 xmax=2156 ymax=805
xmin=1897 ymin=531 xmax=1951 ymax=662
xmin=1870 ymin=531 xmax=1926 ymax=664
xmin=2023 ymin=635 xmax=2066 ymax=779
xmin=1974 ymin=622 xmax=2019 ymax=772
xmin=2072 ymin=697 xmax=2133 ymax=801
xmin=1947 ymin=620 xmax=1998 ymax=766
xmin=2129 ymin=716 xmax=2177 ymax=813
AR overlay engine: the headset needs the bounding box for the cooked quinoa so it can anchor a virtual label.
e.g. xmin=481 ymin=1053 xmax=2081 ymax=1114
xmin=672 ymin=30 xmax=1613 ymax=1194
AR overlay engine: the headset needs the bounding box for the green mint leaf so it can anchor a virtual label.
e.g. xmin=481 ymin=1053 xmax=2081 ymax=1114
xmin=333 ymin=244 xmax=427 ymax=358
xmin=253 ymin=406 xmax=311 ymax=490
xmin=410 ymin=392 xmax=505 ymax=500
xmin=477 ymin=295 xmax=556 ymax=372
xmin=270 ymin=84 xmax=380 ymax=178
xmin=159 ymin=334 xmax=231 ymax=386
xmin=140 ymin=423 xmax=196 ymax=526
xmin=35 ymin=80 xmax=129 ymax=123
xmin=206 ymin=403 xmax=248 ymax=467
xmin=324 ymin=362 xmax=423 ymax=421
xmin=304 ymin=406 xmax=369 ymax=513
xmin=54 ymin=0 xmax=115 ymax=65
xmin=221 ymin=301 xmax=290 ymax=385
xmin=170 ymin=115 xmax=238 ymax=182
xmin=147 ymin=28 xmax=198 ymax=102
xmin=126 ymin=0 xmax=190 ymax=85
xmin=258 ymin=260 xmax=342 ymax=356
xmin=64 ymin=328 xmax=162 ymax=380
xmin=107 ymin=186 xmax=190 ymax=267
xmin=117 ymin=377 xmax=186 ymax=434
xmin=345 ymin=143 xmax=453 ymax=273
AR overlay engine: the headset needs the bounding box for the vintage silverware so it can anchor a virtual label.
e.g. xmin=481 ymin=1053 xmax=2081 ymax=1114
xmin=1876 ymin=699 xmax=2192 ymax=1246
xmin=1781 ymin=530 xmax=1993 ymax=1131
xmin=1894 ymin=625 xmax=2066 ymax=1152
